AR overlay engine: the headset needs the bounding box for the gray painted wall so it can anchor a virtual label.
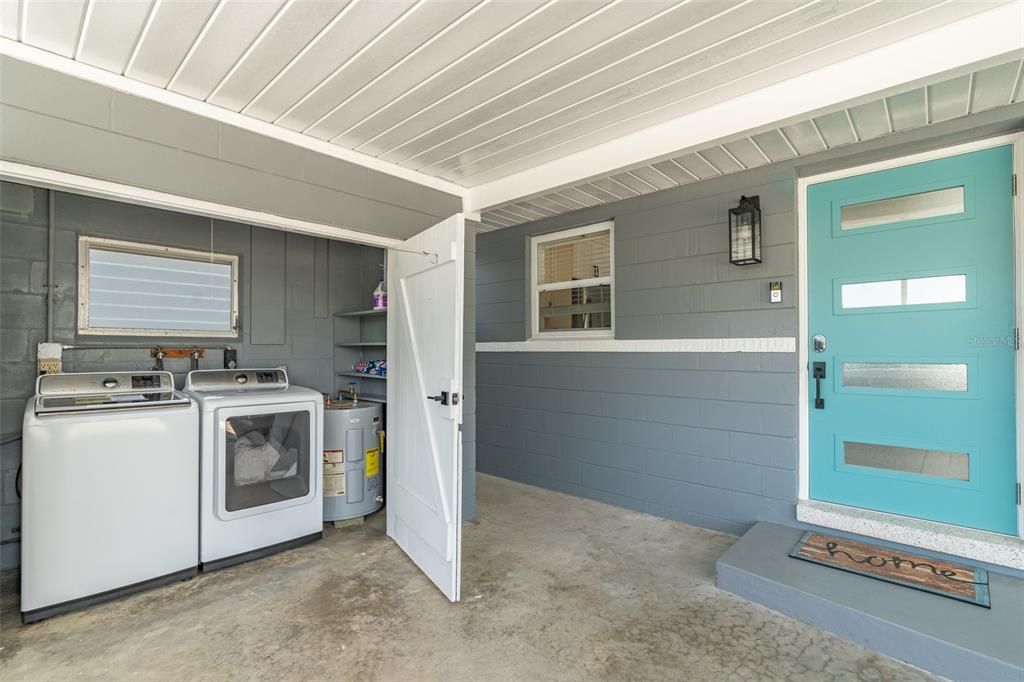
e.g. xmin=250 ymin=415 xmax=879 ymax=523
xmin=0 ymin=56 xmax=462 ymax=241
xmin=475 ymin=111 xmax=1024 ymax=537
xmin=463 ymin=223 xmax=477 ymax=520
xmin=0 ymin=182 xmax=478 ymax=569
xmin=476 ymin=168 xmax=797 ymax=536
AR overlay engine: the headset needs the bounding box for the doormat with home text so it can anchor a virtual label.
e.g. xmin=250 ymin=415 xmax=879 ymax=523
xmin=788 ymin=531 xmax=990 ymax=608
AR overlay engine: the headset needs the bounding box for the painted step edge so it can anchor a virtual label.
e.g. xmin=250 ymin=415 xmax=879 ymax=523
xmin=716 ymin=533 xmax=1023 ymax=681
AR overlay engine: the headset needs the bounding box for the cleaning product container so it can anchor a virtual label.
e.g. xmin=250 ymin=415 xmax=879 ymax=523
xmin=323 ymin=402 xmax=384 ymax=521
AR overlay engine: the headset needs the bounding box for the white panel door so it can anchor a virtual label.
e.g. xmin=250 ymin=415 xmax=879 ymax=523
xmin=386 ymin=213 xmax=465 ymax=602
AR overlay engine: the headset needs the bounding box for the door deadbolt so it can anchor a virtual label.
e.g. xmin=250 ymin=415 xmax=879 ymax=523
xmin=812 ymin=334 xmax=827 ymax=353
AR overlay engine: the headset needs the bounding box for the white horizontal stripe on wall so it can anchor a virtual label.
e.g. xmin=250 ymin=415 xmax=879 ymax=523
xmin=476 ymin=338 xmax=796 ymax=353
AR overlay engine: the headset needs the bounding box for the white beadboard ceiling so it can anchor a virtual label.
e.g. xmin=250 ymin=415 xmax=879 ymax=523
xmin=0 ymin=0 xmax=1021 ymax=221
xmin=479 ymin=55 xmax=1024 ymax=229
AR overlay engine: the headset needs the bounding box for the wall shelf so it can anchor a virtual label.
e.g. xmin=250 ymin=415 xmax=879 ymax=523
xmin=336 ymin=342 xmax=387 ymax=347
xmin=334 ymin=308 xmax=387 ymax=318
xmin=337 ymin=372 xmax=386 ymax=380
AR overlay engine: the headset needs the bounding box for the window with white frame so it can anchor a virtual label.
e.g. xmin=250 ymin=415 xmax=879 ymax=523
xmin=531 ymin=222 xmax=613 ymax=338
xmin=78 ymin=236 xmax=239 ymax=337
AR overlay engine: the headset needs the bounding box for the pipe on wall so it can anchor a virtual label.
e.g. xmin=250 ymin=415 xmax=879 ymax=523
xmin=46 ymin=189 xmax=55 ymax=342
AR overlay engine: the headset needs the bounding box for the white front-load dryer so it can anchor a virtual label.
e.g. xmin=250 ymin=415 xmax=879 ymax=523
xmin=185 ymin=368 xmax=323 ymax=570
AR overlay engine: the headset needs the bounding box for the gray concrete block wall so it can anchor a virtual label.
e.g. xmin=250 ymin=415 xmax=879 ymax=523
xmin=476 ymin=166 xmax=798 ymax=535
xmin=0 ymin=182 xmax=384 ymax=568
xmin=0 ymin=56 xmax=462 ymax=241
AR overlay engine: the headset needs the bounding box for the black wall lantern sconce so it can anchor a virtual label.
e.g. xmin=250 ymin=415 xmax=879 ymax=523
xmin=729 ymin=195 xmax=761 ymax=266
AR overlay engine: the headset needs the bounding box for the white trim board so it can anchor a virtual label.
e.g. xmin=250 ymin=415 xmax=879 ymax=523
xmin=477 ymin=338 xmax=796 ymax=353
xmin=796 ymin=132 xmax=1024 ymax=561
xmin=0 ymin=160 xmax=402 ymax=249
xmin=467 ymin=3 xmax=1024 ymax=211
xmin=0 ymin=39 xmax=467 ymax=200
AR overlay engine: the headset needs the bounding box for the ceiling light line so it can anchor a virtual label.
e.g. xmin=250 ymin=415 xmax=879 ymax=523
xmin=777 ymin=127 xmax=800 ymax=156
xmin=241 ymin=0 xmax=363 ymax=116
xmin=354 ymin=0 xmax=628 ymax=156
xmin=73 ymin=0 xmax=94 ymax=61
xmin=389 ymin=0 xmax=737 ymax=163
xmin=512 ymin=203 xmax=550 ymax=219
xmin=607 ymin=177 xmax=639 ymax=197
xmin=718 ymin=144 xmax=746 ymax=170
xmin=433 ymin=0 xmax=883 ymax=180
xmin=747 ymin=136 xmax=772 ymax=164
xmin=491 ymin=206 xmax=534 ymax=222
xmin=123 ymin=0 xmax=160 ymax=76
xmin=480 ymin=211 xmax=514 ymax=227
xmin=1009 ymin=59 xmax=1024 ymax=104
xmin=693 ymin=151 xmax=722 ymax=176
xmin=576 ymin=185 xmax=609 ymax=203
xmin=592 ymin=182 xmax=624 ymax=201
xmin=882 ymin=97 xmax=895 ymax=133
xmin=166 ymin=0 xmax=225 ymax=91
xmin=331 ymin=0 xmax=563 ymax=145
xmin=626 ymin=170 xmax=660 ymax=192
xmin=542 ymin=194 xmax=580 ymax=211
xmin=495 ymin=203 xmax=537 ymax=221
xmin=843 ymin=108 xmax=860 ymax=142
xmin=204 ymin=0 xmax=295 ymax=102
xmin=451 ymin=0 xmax=950 ymax=185
xmin=306 ymin=0 xmax=496 ymax=136
xmin=670 ymin=159 xmax=701 ymax=182
xmin=272 ymin=0 xmax=426 ymax=125
xmin=648 ymin=164 xmax=680 ymax=187
xmin=808 ymin=118 xmax=829 ymax=149
xmin=519 ymin=200 xmax=558 ymax=216
xmin=557 ymin=190 xmax=598 ymax=207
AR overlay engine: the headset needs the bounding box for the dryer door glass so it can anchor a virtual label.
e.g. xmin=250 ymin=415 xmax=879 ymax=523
xmin=223 ymin=409 xmax=311 ymax=512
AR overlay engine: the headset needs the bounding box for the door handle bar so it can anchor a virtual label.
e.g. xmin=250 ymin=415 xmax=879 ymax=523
xmin=812 ymin=362 xmax=826 ymax=409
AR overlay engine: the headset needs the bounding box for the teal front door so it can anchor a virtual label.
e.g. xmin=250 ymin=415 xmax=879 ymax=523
xmin=807 ymin=145 xmax=1018 ymax=535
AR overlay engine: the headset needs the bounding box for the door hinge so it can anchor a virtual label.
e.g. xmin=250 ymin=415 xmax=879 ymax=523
xmin=1018 ymin=483 xmax=1021 ymax=505
xmin=1014 ymin=173 xmax=1019 ymax=196
xmin=1016 ymin=327 xmax=1021 ymax=351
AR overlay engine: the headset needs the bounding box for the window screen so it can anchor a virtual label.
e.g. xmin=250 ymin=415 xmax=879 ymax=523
xmin=78 ymin=237 xmax=238 ymax=336
xmin=531 ymin=223 xmax=613 ymax=337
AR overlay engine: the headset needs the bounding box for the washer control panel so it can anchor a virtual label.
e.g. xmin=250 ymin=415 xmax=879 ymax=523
xmin=38 ymin=371 xmax=174 ymax=396
xmin=185 ymin=368 xmax=289 ymax=392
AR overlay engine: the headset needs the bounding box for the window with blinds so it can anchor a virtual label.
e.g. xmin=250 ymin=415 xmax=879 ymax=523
xmin=530 ymin=222 xmax=613 ymax=338
xmin=77 ymin=237 xmax=239 ymax=337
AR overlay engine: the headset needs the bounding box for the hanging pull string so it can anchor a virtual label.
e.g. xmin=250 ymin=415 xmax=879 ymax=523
xmin=389 ymin=246 xmax=438 ymax=264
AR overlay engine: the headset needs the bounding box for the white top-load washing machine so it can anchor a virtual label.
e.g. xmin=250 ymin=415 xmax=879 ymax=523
xmin=21 ymin=371 xmax=199 ymax=623
xmin=185 ymin=368 xmax=323 ymax=570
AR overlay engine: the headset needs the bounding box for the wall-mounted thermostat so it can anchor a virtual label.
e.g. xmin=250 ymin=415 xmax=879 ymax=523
xmin=769 ymin=281 xmax=783 ymax=304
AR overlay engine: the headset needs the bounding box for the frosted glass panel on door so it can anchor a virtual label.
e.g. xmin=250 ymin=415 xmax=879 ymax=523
xmin=840 ymin=186 xmax=964 ymax=230
xmin=841 ymin=274 xmax=966 ymax=309
xmin=842 ymin=362 xmax=967 ymax=392
xmin=844 ymin=441 xmax=969 ymax=481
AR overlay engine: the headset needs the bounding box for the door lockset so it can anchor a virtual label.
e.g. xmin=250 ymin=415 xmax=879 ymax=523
xmin=427 ymin=391 xmax=459 ymax=406
xmin=812 ymin=334 xmax=827 ymax=353
xmin=812 ymin=362 xmax=826 ymax=409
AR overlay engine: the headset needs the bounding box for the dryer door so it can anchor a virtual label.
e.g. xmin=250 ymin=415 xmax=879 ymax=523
xmin=214 ymin=402 xmax=317 ymax=520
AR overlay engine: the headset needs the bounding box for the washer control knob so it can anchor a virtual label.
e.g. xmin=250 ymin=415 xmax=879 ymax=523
xmin=102 ymin=377 xmax=119 ymax=389
xmin=234 ymin=373 xmax=248 ymax=384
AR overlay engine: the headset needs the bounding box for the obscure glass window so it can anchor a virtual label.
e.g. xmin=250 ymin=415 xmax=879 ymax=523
xmin=840 ymin=274 xmax=966 ymax=310
xmin=531 ymin=223 xmax=613 ymax=338
xmin=840 ymin=186 xmax=964 ymax=230
xmin=841 ymin=362 xmax=968 ymax=392
xmin=78 ymin=236 xmax=238 ymax=336
xmin=844 ymin=441 xmax=968 ymax=481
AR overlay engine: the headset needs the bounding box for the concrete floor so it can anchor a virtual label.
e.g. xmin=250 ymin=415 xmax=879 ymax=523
xmin=0 ymin=474 xmax=934 ymax=681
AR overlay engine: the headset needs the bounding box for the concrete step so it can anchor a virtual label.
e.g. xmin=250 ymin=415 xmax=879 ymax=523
xmin=716 ymin=522 xmax=1024 ymax=681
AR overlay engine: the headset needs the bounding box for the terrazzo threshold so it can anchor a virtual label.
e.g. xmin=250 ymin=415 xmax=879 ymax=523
xmin=716 ymin=522 xmax=1024 ymax=682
